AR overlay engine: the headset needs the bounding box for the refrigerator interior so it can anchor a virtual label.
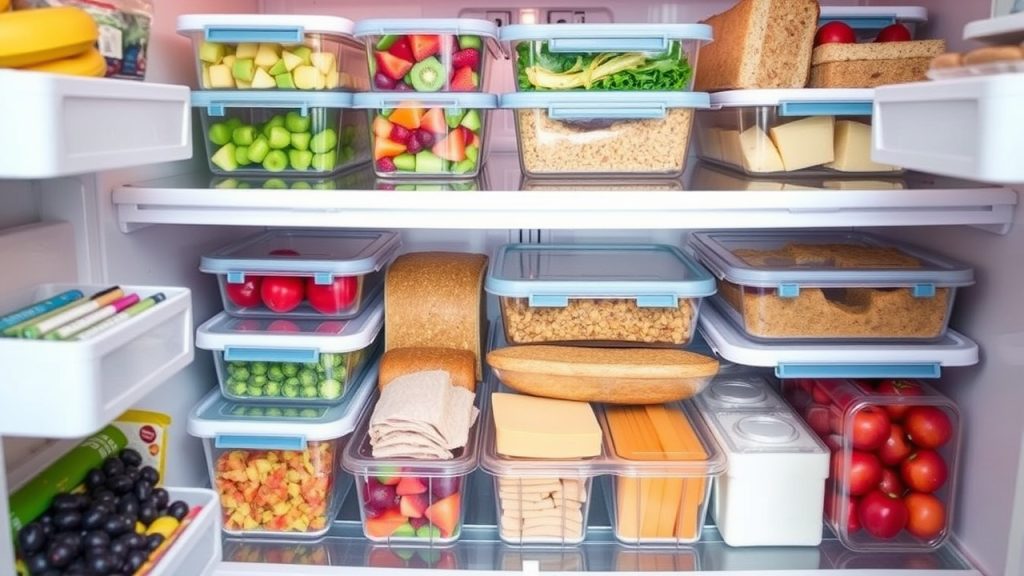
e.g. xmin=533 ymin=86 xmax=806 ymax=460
xmin=2 ymin=0 xmax=1023 ymax=574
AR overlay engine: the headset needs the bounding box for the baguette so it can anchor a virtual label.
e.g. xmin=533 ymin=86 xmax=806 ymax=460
xmin=379 ymin=347 xmax=476 ymax=392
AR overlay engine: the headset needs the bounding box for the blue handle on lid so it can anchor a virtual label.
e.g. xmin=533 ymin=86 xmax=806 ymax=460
xmin=548 ymin=105 xmax=667 ymax=121
xmin=779 ymin=101 xmax=874 ymax=117
xmin=778 ymin=284 xmax=801 ymax=298
xmin=549 ymin=36 xmax=670 ymax=53
xmin=913 ymin=284 xmax=937 ymax=298
xmin=205 ymin=25 xmax=305 ymax=44
xmin=225 ymin=347 xmax=320 ymax=363
xmin=818 ymin=16 xmax=897 ymax=29
xmin=215 ymin=434 xmax=307 ymax=450
xmin=775 ymin=363 xmax=941 ymax=379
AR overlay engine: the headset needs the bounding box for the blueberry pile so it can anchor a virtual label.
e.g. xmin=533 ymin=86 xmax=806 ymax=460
xmin=17 ymin=449 xmax=190 ymax=576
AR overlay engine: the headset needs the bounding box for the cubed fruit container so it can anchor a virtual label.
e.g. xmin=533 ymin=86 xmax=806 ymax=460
xmin=186 ymin=359 xmax=376 ymax=538
xmin=501 ymin=24 xmax=711 ymax=92
xmin=696 ymin=375 xmax=829 ymax=547
xmin=782 ymin=378 xmax=961 ymax=551
xmin=193 ymin=92 xmax=370 ymax=176
xmin=354 ymin=19 xmax=499 ymax=92
xmin=177 ymin=14 xmax=368 ymax=91
xmin=695 ymin=90 xmax=902 ymax=177
xmin=503 ymin=92 xmax=708 ymax=177
xmin=195 ymin=293 xmax=382 ymax=404
xmin=599 ymin=399 xmax=726 ymax=546
xmin=485 ymin=243 xmax=715 ymax=347
xmin=200 ymin=229 xmax=400 ymax=320
xmin=210 ymin=166 xmax=376 ymax=190
xmin=818 ymin=6 xmax=928 ymax=41
xmin=354 ymin=92 xmax=496 ymax=178
xmin=688 ymin=231 xmax=974 ymax=342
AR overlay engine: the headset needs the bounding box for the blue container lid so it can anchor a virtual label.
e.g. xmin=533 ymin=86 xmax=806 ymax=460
xmin=502 ymin=91 xmax=708 ymax=120
xmin=191 ymin=91 xmax=354 ymax=116
xmin=353 ymin=18 xmax=499 ymax=39
xmin=500 ymin=23 xmax=713 ymax=44
xmin=352 ymin=92 xmax=497 ymax=109
xmin=486 ymin=243 xmax=716 ymax=308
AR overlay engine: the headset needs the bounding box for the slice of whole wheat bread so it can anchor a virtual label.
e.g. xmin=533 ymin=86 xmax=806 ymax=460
xmin=812 ymin=39 xmax=945 ymax=64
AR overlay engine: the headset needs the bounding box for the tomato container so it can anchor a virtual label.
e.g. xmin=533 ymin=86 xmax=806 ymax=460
xmin=501 ymin=24 xmax=711 ymax=92
xmin=697 ymin=375 xmax=829 ymax=547
xmin=354 ymin=92 xmax=496 ymax=178
xmin=200 ymin=229 xmax=400 ymax=320
xmin=186 ymin=359 xmax=376 ymax=538
xmin=354 ymin=18 xmax=499 ymax=93
xmin=196 ymin=293 xmax=382 ymax=404
xmin=687 ymin=231 xmax=974 ymax=342
xmin=695 ymin=89 xmax=902 ymax=177
xmin=177 ymin=14 xmax=368 ymax=91
xmin=818 ymin=6 xmax=928 ymax=41
xmin=782 ymin=378 xmax=962 ymax=551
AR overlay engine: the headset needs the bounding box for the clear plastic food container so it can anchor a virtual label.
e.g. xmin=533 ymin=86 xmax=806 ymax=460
xmin=177 ymin=14 xmax=368 ymax=91
xmin=485 ymin=243 xmax=715 ymax=346
xmin=688 ymin=231 xmax=974 ymax=342
xmin=211 ymin=167 xmax=376 ymax=190
xmin=354 ymin=92 xmax=496 ymax=178
xmin=520 ymin=178 xmax=683 ymax=191
xmin=696 ymin=375 xmax=829 ymax=547
xmin=200 ymin=229 xmax=400 ymax=320
xmin=695 ymin=89 xmax=903 ymax=177
xmin=501 ymin=24 xmax=711 ymax=92
xmin=186 ymin=361 xmax=375 ymax=538
xmin=354 ymin=18 xmax=499 ymax=92
xmin=224 ymin=539 xmax=330 ymax=565
xmin=818 ymin=6 xmax=928 ymax=41
xmin=193 ymin=92 xmax=370 ymax=176
xmin=502 ymin=91 xmax=708 ymax=177
xmin=196 ymin=294 xmax=382 ymax=404
xmin=782 ymin=378 xmax=961 ymax=551
xmin=691 ymin=162 xmax=907 ymax=191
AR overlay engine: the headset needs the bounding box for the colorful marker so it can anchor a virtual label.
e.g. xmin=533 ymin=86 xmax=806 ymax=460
xmin=47 ymin=294 xmax=141 ymax=340
xmin=22 ymin=287 xmax=123 ymax=339
xmin=0 ymin=290 xmax=83 ymax=333
xmin=75 ymin=293 xmax=166 ymax=340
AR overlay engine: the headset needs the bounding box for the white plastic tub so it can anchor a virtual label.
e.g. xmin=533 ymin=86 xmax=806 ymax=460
xmin=150 ymin=488 xmax=223 ymax=576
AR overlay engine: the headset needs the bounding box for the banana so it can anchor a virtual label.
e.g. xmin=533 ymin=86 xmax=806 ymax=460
xmin=22 ymin=47 xmax=106 ymax=77
xmin=0 ymin=7 xmax=98 ymax=68
xmin=0 ymin=0 xmax=10 ymax=12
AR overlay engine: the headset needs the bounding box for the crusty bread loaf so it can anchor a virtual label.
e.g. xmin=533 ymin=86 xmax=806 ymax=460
xmin=810 ymin=40 xmax=945 ymax=87
xmin=385 ymin=252 xmax=488 ymax=379
xmin=695 ymin=0 xmax=819 ymax=91
xmin=733 ymin=243 xmax=921 ymax=268
xmin=379 ymin=347 xmax=476 ymax=392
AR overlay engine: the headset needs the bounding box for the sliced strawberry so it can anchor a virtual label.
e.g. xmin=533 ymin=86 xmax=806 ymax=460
xmin=457 ymin=125 xmax=474 ymax=144
xmin=374 ymin=137 xmax=407 ymax=161
xmin=420 ymin=108 xmax=448 ymax=135
xmin=450 ymin=66 xmax=477 ymax=91
xmin=409 ymin=34 xmax=441 ymax=62
xmin=389 ymin=124 xmax=413 ymax=145
xmin=432 ymin=128 xmax=466 ymax=162
xmin=375 ymin=51 xmax=413 ymax=82
xmin=452 ymin=48 xmax=480 ymax=71
xmin=387 ymin=36 xmax=415 ymax=62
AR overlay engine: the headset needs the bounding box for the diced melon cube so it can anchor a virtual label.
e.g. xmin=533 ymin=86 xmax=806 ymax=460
xmin=282 ymin=50 xmax=303 ymax=72
xmin=235 ymin=43 xmax=258 ymax=59
xmin=208 ymin=64 xmax=235 ymax=88
xmin=291 ymin=46 xmax=312 ymax=66
xmin=251 ymin=68 xmax=276 ymax=89
xmin=222 ymin=54 xmax=236 ymax=68
xmin=325 ymin=69 xmax=340 ymax=89
xmin=255 ymin=43 xmax=281 ymax=68
xmin=310 ymin=52 xmax=335 ymax=75
xmin=236 ymin=78 xmax=252 ymax=89
xmin=199 ymin=41 xmax=225 ymax=64
xmin=201 ymin=64 xmax=211 ymax=89
xmin=293 ymin=65 xmax=321 ymax=90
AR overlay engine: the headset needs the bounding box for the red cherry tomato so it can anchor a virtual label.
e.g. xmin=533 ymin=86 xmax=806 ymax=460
xmin=904 ymin=492 xmax=946 ymax=539
xmin=806 ymin=405 xmax=832 ymax=437
xmin=878 ymin=423 xmax=913 ymax=467
xmin=225 ymin=277 xmax=262 ymax=308
xmin=305 ymin=276 xmax=359 ymax=315
xmin=904 ymin=406 xmax=953 ymax=449
xmin=901 ymin=450 xmax=948 ymax=493
xmin=260 ymin=276 xmax=305 ymax=313
xmin=836 ymin=450 xmax=883 ymax=496
xmin=815 ymin=21 xmax=857 ymax=46
xmin=859 ymin=489 xmax=909 ymax=539
xmin=875 ymin=23 xmax=912 ymax=42
xmin=875 ymin=379 xmax=925 ymax=420
xmin=851 ymin=406 xmax=892 ymax=451
xmin=812 ymin=382 xmax=833 ymax=405
xmin=879 ymin=468 xmax=906 ymax=496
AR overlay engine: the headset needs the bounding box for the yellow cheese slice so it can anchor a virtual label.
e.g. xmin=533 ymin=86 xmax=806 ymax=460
xmin=492 ymin=393 xmax=601 ymax=459
xmin=769 ymin=116 xmax=835 ymax=171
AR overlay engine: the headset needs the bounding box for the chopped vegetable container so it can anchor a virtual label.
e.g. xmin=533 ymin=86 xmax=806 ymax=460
xmin=186 ymin=360 xmax=376 ymax=538
xmin=782 ymin=378 xmax=961 ymax=551
xmin=354 ymin=92 xmax=496 ymax=178
xmin=177 ymin=14 xmax=368 ymax=91
xmin=695 ymin=89 xmax=902 ymax=176
xmin=502 ymin=91 xmax=708 ymax=177
xmin=201 ymin=229 xmax=400 ymax=320
xmin=485 ymin=243 xmax=715 ymax=346
xmin=688 ymin=231 xmax=973 ymax=342
xmin=354 ymin=19 xmax=499 ymax=93
xmin=501 ymin=24 xmax=711 ymax=92
xmin=193 ymin=91 xmax=370 ymax=176
xmin=196 ymin=293 xmax=382 ymax=404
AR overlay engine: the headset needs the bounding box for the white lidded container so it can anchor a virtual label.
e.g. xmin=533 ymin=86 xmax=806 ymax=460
xmin=696 ymin=375 xmax=829 ymax=547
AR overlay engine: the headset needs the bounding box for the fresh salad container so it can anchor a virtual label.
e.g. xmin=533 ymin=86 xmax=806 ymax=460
xmin=354 ymin=19 xmax=499 ymax=92
xmin=485 ymin=243 xmax=715 ymax=346
xmin=688 ymin=231 xmax=974 ymax=342
xmin=695 ymin=90 xmax=902 ymax=177
xmin=355 ymin=92 xmax=495 ymax=178
xmin=177 ymin=15 xmax=368 ymax=91
xmin=501 ymin=24 xmax=711 ymax=92
xmin=196 ymin=294 xmax=382 ymax=404
xmin=696 ymin=375 xmax=829 ymax=547
xmin=194 ymin=92 xmax=370 ymax=176
xmin=503 ymin=92 xmax=708 ymax=177
xmin=201 ymin=229 xmax=400 ymax=320
xmin=186 ymin=360 xmax=376 ymax=538
xmin=819 ymin=6 xmax=928 ymax=41
xmin=782 ymin=378 xmax=961 ymax=551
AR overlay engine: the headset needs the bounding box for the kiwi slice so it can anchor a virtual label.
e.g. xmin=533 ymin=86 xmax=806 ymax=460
xmin=408 ymin=57 xmax=445 ymax=92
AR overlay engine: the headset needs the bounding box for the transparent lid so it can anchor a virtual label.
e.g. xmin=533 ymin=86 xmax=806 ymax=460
xmin=200 ymin=229 xmax=401 ymax=280
xmin=191 ymin=91 xmax=354 ymax=115
xmin=196 ymin=293 xmax=383 ymax=354
xmin=352 ymin=92 xmax=498 ymax=109
xmin=353 ymin=18 xmax=499 ymax=39
xmin=500 ymin=23 xmax=713 ymax=43
xmin=818 ymin=6 xmax=928 ymax=26
xmin=688 ymin=231 xmax=974 ymax=289
xmin=187 ymin=357 xmax=377 ymax=442
xmin=485 ymin=243 xmax=715 ymax=307
xmin=709 ymin=89 xmax=874 ymax=117
xmin=177 ymin=14 xmax=356 ymax=36
xmin=502 ymin=91 xmax=709 ymax=111
xmin=699 ymin=374 xmax=784 ymax=412
xmin=700 ymin=408 xmax=826 ymax=456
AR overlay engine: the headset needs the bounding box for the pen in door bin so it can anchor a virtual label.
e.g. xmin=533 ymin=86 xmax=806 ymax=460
xmin=74 ymin=293 xmax=166 ymax=340
xmin=21 ymin=286 xmax=122 ymax=339
xmin=0 ymin=289 xmax=83 ymax=332
xmin=47 ymin=294 xmax=141 ymax=341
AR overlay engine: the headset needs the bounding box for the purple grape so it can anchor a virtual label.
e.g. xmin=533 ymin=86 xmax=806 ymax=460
xmin=374 ymin=72 xmax=396 ymax=90
xmin=405 ymin=136 xmax=423 ymax=154
xmin=414 ymin=130 xmax=434 ymax=148
xmin=395 ymin=81 xmax=412 ymax=92
xmin=366 ymin=480 xmax=399 ymax=511
xmin=430 ymin=476 xmax=460 ymax=499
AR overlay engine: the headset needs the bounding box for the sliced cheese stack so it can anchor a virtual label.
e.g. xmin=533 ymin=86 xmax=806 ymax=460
xmin=498 ymin=477 xmax=589 ymax=541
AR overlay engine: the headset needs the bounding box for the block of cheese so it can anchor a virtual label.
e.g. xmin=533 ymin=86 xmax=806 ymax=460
xmin=769 ymin=116 xmax=835 ymax=171
xmin=825 ymin=120 xmax=901 ymax=173
xmin=698 ymin=127 xmax=725 ymax=161
xmin=738 ymin=126 xmax=784 ymax=173
xmin=492 ymin=393 xmax=601 ymax=459
xmin=379 ymin=347 xmax=476 ymax=392
xmin=385 ymin=252 xmax=488 ymax=379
